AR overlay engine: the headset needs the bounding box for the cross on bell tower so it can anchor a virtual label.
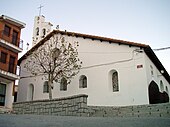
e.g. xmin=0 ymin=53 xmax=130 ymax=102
xmin=32 ymin=5 xmax=53 ymax=47
xmin=38 ymin=4 xmax=44 ymax=16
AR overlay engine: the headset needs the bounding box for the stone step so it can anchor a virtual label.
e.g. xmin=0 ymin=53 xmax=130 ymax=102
xmin=0 ymin=106 xmax=12 ymax=114
xmin=89 ymin=103 xmax=170 ymax=117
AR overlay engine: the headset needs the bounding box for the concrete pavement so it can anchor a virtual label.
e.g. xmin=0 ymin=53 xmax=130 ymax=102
xmin=0 ymin=114 xmax=170 ymax=127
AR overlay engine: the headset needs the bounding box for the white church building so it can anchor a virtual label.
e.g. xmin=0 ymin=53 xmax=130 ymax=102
xmin=17 ymin=16 xmax=170 ymax=106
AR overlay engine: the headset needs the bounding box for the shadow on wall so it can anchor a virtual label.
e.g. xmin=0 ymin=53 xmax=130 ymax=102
xmin=149 ymin=81 xmax=169 ymax=104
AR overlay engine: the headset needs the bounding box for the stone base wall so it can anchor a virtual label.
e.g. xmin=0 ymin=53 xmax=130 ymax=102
xmin=88 ymin=103 xmax=170 ymax=117
xmin=13 ymin=94 xmax=88 ymax=116
xmin=13 ymin=94 xmax=170 ymax=117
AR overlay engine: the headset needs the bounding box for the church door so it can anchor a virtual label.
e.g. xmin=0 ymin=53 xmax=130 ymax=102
xmin=148 ymin=81 xmax=159 ymax=104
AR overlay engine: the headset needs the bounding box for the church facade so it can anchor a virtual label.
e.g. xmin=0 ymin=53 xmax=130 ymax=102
xmin=17 ymin=30 xmax=170 ymax=106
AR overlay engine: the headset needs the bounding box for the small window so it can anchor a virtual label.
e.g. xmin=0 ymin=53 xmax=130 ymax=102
xmin=0 ymin=52 xmax=7 ymax=63
xmin=150 ymin=65 xmax=154 ymax=76
xmin=160 ymin=80 xmax=164 ymax=92
xmin=4 ymin=25 xmax=11 ymax=36
xmin=42 ymin=28 xmax=46 ymax=36
xmin=60 ymin=78 xmax=67 ymax=91
xmin=36 ymin=27 xmax=39 ymax=36
xmin=112 ymin=71 xmax=119 ymax=92
xmin=79 ymin=75 xmax=87 ymax=88
xmin=43 ymin=81 xmax=49 ymax=93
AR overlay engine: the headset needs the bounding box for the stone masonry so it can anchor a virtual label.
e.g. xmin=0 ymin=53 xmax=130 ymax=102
xmin=13 ymin=94 xmax=88 ymax=116
xmin=13 ymin=94 xmax=170 ymax=117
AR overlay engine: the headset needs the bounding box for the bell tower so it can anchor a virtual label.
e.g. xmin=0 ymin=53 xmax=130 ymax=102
xmin=32 ymin=15 xmax=53 ymax=47
xmin=32 ymin=5 xmax=53 ymax=47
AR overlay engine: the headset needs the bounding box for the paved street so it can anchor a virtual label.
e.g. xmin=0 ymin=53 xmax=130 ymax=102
xmin=0 ymin=114 xmax=170 ymax=127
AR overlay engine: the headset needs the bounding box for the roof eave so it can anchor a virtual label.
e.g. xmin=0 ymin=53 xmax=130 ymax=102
xmin=19 ymin=30 xmax=170 ymax=84
xmin=0 ymin=15 xmax=26 ymax=28
xmin=18 ymin=30 xmax=149 ymax=65
xmin=144 ymin=47 xmax=170 ymax=84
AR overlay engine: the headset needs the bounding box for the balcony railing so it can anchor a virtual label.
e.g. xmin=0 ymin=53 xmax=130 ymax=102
xmin=0 ymin=30 xmax=23 ymax=49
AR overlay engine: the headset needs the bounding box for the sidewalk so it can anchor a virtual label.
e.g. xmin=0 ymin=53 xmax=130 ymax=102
xmin=0 ymin=114 xmax=170 ymax=127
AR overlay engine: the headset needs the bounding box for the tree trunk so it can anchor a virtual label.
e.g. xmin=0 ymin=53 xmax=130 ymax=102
xmin=48 ymin=74 xmax=53 ymax=100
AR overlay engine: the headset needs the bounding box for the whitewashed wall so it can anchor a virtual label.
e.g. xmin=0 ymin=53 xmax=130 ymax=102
xmin=144 ymin=54 xmax=170 ymax=95
xmin=17 ymin=34 xmax=169 ymax=106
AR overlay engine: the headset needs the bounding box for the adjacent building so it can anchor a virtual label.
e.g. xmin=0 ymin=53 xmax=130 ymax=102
xmin=0 ymin=15 xmax=25 ymax=108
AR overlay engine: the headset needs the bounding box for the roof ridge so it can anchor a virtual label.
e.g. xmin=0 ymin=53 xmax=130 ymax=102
xmin=54 ymin=30 xmax=149 ymax=48
xmin=18 ymin=29 xmax=149 ymax=65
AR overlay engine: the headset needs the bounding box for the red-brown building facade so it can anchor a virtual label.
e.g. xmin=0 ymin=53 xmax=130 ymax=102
xmin=0 ymin=15 xmax=25 ymax=108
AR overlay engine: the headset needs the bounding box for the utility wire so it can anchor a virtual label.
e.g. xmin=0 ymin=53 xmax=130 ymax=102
xmin=153 ymin=46 xmax=170 ymax=51
xmin=20 ymin=49 xmax=142 ymax=78
xmin=79 ymin=51 xmax=131 ymax=54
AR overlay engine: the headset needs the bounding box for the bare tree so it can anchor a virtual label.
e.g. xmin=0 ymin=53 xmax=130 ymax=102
xmin=24 ymin=34 xmax=81 ymax=99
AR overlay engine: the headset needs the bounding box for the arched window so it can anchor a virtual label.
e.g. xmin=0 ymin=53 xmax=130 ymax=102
xmin=36 ymin=27 xmax=39 ymax=36
xmin=160 ymin=80 xmax=164 ymax=92
xmin=42 ymin=28 xmax=46 ymax=36
xmin=37 ymin=17 xmax=40 ymax=20
xmin=79 ymin=75 xmax=87 ymax=88
xmin=43 ymin=81 xmax=49 ymax=93
xmin=60 ymin=78 xmax=67 ymax=91
xmin=112 ymin=71 xmax=119 ymax=92
xmin=28 ymin=84 xmax=34 ymax=101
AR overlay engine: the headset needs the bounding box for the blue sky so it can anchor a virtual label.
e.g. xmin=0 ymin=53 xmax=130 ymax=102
xmin=1 ymin=0 xmax=170 ymax=74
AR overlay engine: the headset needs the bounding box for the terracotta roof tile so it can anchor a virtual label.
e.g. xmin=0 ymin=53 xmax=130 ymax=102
xmin=53 ymin=30 xmax=149 ymax=48
xmin=19 ymin=30 xmax=150 ymax=65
